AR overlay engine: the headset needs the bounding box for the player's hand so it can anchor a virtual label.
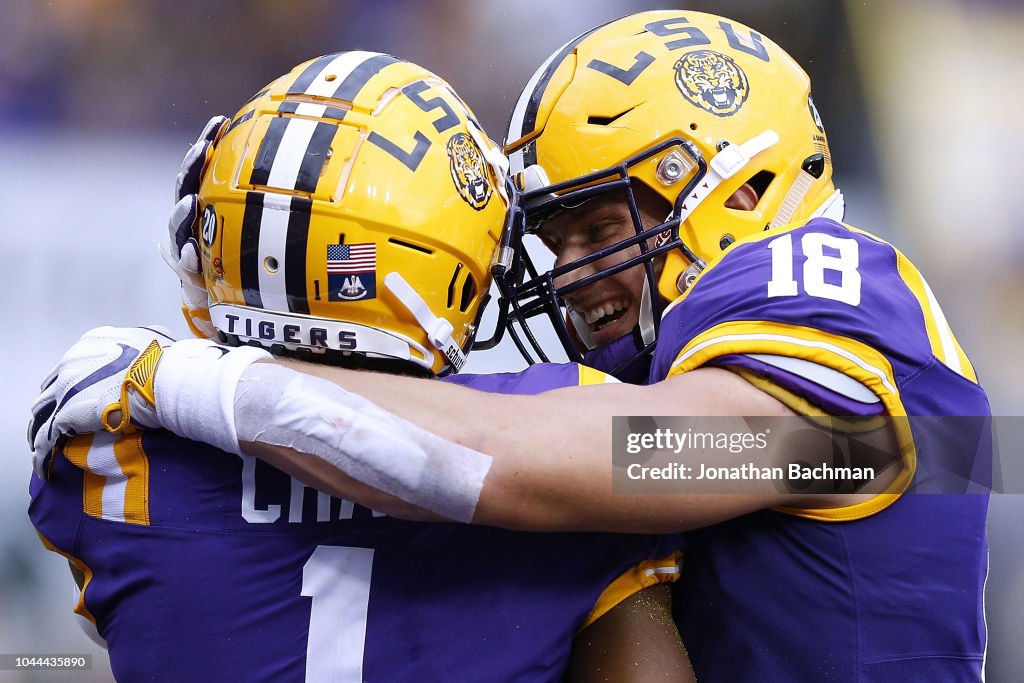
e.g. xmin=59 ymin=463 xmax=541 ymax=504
xmin=159 ymin=115 xmax=229 ymax=339
xmin=29 ymin=326 xmax=176 ymax=477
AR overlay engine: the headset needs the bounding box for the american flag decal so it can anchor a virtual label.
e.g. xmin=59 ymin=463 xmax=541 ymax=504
xmin=327 ymin=243 xmax=376 ymax=273
xmin=327 ymin=243 xmax=376 ymax=301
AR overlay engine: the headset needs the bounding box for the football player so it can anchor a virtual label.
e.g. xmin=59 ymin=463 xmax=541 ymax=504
xmin=33 ymin=11 xmax=992 ymax=681
xmin=28 ymin=52 xmax=692 ymax=682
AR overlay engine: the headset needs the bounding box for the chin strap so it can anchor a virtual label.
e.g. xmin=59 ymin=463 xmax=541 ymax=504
xmin=567 ymin=307 xmax=597 ymax=350
xmin=384 ymin=272 xmax=466 ymax=373
xmin=637 ymin=277 xmax=657 ymax=346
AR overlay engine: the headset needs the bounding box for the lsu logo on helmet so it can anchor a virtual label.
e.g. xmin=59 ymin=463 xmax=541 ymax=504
xmin=447 ymin=132 xmax=492 ymax=210
xmin=673 ymin=50 xmax=750 ymax=117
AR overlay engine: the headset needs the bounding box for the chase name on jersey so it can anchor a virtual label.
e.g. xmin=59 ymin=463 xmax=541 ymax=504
xmin=241 ymin=454 xmax=387 ymax=524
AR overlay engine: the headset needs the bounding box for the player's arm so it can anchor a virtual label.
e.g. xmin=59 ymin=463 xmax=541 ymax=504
xmin=244 ymin=438 xmax=448 ymax=523
xmin=257 ymin=358 xmax=900 ymax=531
xmin=32 ymin=329 xmax=895 ymax=533
xmin=569 ymin=584 xmax=695 ymax=683
xmin=286 ymin=358 xmax=809 ymax=532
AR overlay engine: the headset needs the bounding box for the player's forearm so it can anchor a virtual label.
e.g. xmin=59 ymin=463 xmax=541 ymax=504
xmin=242 ymin=438 xmax=447 ymax=523
xmin=273 ymin=358 xmax=632 ymax=529
xmin=231 ymin=362 xmax=493 ymax=522
xmin=263 ymin=360 xmax=786 ymax=532
xmin=146 ymin=346 xmax=811 ymax=531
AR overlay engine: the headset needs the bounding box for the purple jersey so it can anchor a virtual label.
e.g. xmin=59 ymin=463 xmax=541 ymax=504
xmin=650 ymin=218 xmax=990 ymax=681
xmin=30 ymin=362 xmax=680 ymax=682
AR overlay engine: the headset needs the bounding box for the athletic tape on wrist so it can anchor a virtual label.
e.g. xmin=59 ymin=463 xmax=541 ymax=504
xmin=153 ymin=340 xmax=271 ymax=454
xmin=234 ymin=364 xmax=491 ymax=522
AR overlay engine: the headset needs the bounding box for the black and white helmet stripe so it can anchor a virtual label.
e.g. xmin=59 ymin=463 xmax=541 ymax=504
xmin=239 ymin=192 xmax=313 ymax=314
xmin=505 ymin=22 xmax=612 ymax=174
xmin=237 ymin=51 xmax=405 ymax=316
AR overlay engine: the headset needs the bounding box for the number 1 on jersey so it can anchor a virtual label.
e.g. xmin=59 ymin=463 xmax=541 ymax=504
xmin=302 ymin=545 xmax=374 ymax=683
xmin=766 ymin=232 xmax=862 ymax=306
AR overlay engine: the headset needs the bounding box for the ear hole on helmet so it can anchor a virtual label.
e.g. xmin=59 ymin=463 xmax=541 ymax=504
xmin=737 ymin=170 xmax=775 ymax=209
xmin=460 ymin=274 xmax=477 ymax=313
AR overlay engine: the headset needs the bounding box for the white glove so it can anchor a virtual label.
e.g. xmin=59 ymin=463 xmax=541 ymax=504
xmin=28 ymin=326 xmax=176 ymax=476
xmin=29 ymin=326 xmax=272 ymax=476
xmin=160 ymin=115 xmax=229 ymax=339
xmin=150 ymin=338 xmax=270 ymax=455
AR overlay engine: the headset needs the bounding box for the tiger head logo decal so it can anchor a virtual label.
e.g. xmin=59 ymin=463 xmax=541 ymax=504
xmin=673 ymin=50 xmax=750 ymax=117
xmin=447 ymin=132 xmax=492 ymax=211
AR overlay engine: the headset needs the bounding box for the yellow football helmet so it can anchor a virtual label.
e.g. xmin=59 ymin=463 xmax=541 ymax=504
xmin=196 ymin=52 xmax=510 ymax=375
xmin=499 ymin=10 xmax=844 ymax=371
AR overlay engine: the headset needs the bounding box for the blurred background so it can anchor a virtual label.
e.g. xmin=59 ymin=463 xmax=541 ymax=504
xmin=2 ymin=0 xmax=1021 ymax=680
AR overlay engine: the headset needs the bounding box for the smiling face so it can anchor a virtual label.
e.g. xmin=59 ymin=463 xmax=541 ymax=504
xmin=537 ymin=185 xmax=669 ymax=348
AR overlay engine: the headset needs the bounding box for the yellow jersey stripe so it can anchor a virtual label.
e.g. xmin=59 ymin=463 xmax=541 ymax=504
xmin=62 ymin=432 xmax=151 ymax=525
xmin=919 ymin=273 xmax=961 ymax=374
xmin=89 ymin=432 xmax=128 ymax=523
xmin=577 ymin=364 xmax=619 ymax=386
xmin=36 ymin=531 xmax=100 ymax=629
xmin=954 ymin=343 xmax=977 ymax=383
xmin=669 ymin=320 xmax=915 ymax=522
xmin=670 ymin=324 xmax=899 ymax=396
xmin=579 ymin=551 xmax=682 ymax=633
xmin=731 ymin=367 xmax=830 ymax=418
xmin=112 ymin=433 xmax=150 ymax=526
xmin=895 ymin=253 xmax=961 ymax=375
xmin=63 ymin=435 xmax=105 ymax=519
xmin=888 ymin=246 xmax=978 ymax=383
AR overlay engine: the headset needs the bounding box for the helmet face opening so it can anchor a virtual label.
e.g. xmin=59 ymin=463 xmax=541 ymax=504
xmin=499 ymin=10 xmax=839 ymax=378
xmin=494 ymin=138 xmax=707 ymax=377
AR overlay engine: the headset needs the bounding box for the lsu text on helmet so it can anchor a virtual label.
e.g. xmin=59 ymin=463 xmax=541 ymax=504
xmin=197 ymin=52 xmax=510 ymax=375
xmin=499 ymin=10 xmax=845 ymax=371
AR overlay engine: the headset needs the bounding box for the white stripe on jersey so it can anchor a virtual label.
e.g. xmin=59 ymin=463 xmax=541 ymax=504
xmin=748 ymin=353 xmax=880 ymax=404
xmin=671 ymin=331 xmax=898 ymax=395
xmin=919 ymin=276 xmax=964 ymax=377
xmin=86 ymin=431 xmax=127 ymax=522
xmin=644 ymin=564 xmax=681 ymax=577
